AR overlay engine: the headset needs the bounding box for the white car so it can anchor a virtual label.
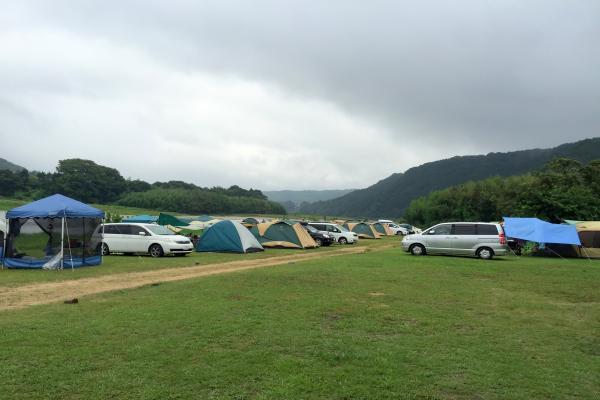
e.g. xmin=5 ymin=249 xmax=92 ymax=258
xmin=377 ymin=220 xmax=408 ymax=235
xmin=96 ymin=223 xmax=194 ymax=257
xmin=307 ymin=222 xmax=358 ymax=244
xmin=387 ymin=223 xmax=409 ymax=235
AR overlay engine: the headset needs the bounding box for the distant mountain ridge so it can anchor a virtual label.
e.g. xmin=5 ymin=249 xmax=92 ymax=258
xmin=265 ymin=189 xmax=355 ymax=212
xmin=0 ymin=158 xmax=25 ymax=172
xmin=299 ymin=137 xmax=600 ymax=218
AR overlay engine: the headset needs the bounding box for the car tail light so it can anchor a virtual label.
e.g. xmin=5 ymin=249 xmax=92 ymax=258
xmin=499 ymin=232 xmax=506 ymax=245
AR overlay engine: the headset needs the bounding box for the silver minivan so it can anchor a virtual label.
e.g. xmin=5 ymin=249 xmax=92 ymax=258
xmin=401 ymin=222 xmax=508 ymax=259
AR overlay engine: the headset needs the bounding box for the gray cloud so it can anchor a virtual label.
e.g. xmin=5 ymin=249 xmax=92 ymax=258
xmin=1 ymin=1 xmax=599 ymax=189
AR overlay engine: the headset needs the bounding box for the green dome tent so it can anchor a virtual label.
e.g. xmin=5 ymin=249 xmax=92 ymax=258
xmin=196 ymin=220 xmax=263 ymax=253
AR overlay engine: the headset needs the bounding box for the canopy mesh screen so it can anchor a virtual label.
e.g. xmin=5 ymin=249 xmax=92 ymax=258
xmin=4 ymin=217 xmax=103 ymax=268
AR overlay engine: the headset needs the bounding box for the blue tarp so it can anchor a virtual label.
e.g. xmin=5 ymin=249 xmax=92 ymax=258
xmin=122 ymin=214 xmax=158 ymax=223
xmin=6 ymin=194 xmax=105 ymax=218
xmin=503 ymin=217 xmax=581 ymax=245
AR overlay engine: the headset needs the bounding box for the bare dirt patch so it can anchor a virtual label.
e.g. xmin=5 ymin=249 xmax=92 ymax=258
xmin=0 ymin=245 xmax=395 ymax=311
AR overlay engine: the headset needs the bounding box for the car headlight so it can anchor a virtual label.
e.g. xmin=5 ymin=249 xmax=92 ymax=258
xmin=323 ymin=234 xmax=330 ymax=238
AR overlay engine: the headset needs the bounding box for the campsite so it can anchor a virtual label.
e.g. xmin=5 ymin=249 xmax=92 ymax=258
xmin=0 ymin=192 xmax=598 ymax=399
xmin=2 ymin=2 xmax=600 ymax=398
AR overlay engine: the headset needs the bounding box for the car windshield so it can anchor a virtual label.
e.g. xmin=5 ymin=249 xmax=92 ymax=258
xmin=305 ymin=225 xmax=318 ymax=233
xmin=336 ymin=224 xmax=349 ymax=232
xmin=145 ymin=225 xmax=176 ymax=235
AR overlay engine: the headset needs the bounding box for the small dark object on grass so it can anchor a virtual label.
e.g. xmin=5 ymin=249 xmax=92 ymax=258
xmin=151 ymin=283 xmax=160 ymax=287
xmin=195 ymin=262 xmax=200 ymax=266
xmin=64 ymin=298 xmax=78 ymax=304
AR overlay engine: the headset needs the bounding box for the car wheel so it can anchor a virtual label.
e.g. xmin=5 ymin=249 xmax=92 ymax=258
xmin=315 ymin=238 xmax=323 ymax=247
xmin=477 ymin=247 xmax=494 ymax=260
xmin=100 ymin=243 xmax=110 ymax=256
xmin=149 ymin=244 xmax=164 ymax=258
xmin=410 ymin=244 xmax=426 ymax=256
xmin=338 ymin=237 xmax=348 ymax=245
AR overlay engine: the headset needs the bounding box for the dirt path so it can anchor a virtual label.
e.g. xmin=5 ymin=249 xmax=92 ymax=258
xmin=0 ymin=245 xmax=394 ymax=311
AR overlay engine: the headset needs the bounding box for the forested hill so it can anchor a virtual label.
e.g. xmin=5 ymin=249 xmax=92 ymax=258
xmin=0 ymin=159 xmax=286 ymax=215
xmin=264 ymin=189 xmax=355 ymax=212
xmin=299 ymin=137 xmax=600 ymax=218
xmin=0 ymin=158 xmax=25 ymax=172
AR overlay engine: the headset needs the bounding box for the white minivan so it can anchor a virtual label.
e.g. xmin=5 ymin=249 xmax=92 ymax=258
xmin=307 ymin=222 xmax=358 ymax=244
xmin=96 ymin=223 xmax=194 ymax=257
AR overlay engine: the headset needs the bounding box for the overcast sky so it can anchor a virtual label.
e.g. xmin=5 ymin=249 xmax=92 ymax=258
xmin=1 ymin=1 xmax=599 ymax=190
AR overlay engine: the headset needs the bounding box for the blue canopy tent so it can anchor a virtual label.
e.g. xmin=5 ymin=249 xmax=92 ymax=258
xmin=122 ymin=214 xmax=158 ymax=223
xmin=2 ymin=194 xmax=105 ymax=269
xmin=503 ymin=217 xmax=581 ymax=245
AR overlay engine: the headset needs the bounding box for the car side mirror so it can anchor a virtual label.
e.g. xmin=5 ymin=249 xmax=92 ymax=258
xmin=138 ymin=231 xmax=146 ymax=236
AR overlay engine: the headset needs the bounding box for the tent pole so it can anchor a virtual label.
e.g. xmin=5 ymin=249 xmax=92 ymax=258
xmin=61 ymin=217 xmax=65 ymax=270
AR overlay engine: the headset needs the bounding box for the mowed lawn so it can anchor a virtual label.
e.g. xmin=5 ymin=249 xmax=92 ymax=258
xmin=0 ymin=249 xmax=598 ymax=399
xmin=0 ymin=238 xmax=392 ymax=287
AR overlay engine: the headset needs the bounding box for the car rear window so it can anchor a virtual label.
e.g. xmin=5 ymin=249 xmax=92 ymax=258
xmin=477 ymin=224 xmax=498 ymax=235
xmin=453 ymin=224 xmax=477 ymax=235
xmin=103 ymin=225 xmax=118 ymax=234
xmin=116 ymin=225 xmax=133 ymax=235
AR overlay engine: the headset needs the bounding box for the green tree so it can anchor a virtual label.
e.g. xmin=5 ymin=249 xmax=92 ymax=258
xmin=53 ymin=159 xmax=126 ymax=203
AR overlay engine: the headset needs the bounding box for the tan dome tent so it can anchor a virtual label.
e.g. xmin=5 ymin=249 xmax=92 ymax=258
xmin=371 ymin=222 xmax=395 ymax=236
xmin=574 ymin=221 xmax=600 ymax=258
xmin=343 ymin=222 xmax=380 ymax=239
xmin=250 ymin=221 xmax=317 ymax=249
xmin=242 ymin=217 xmax=260 ymax=229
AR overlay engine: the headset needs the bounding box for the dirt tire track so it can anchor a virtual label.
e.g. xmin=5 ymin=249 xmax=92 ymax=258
xmin=0 ymin=245 xmax=396 ymax=311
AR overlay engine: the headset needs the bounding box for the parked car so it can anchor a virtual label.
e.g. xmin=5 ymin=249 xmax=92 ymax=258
xmin=303 ymin=224 xmax=334 ymax=247
xmin=307 ymin=222 xmax=358 ymax=244
xmin=401 ymin=222 xmax=508 ymax=259
xmin=399 ymin=223 xmax=422 ymax=234
xmin=377 ymin=220 xmax=408 ymax=235
xmin=95 ymin=223 xmax=194 ymax=257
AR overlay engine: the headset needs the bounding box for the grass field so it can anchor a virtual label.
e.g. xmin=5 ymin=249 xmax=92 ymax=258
xmin=1 ymin=244 xmax=598 ymax=399
xmin=0 ymin=238 xmax=391 ymax=287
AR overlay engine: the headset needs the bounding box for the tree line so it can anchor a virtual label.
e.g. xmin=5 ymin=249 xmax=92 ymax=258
xmin=403 ymin=158 xmax=600 ymax=228
xmin=0 ymin=158 xmax=285 ymax=215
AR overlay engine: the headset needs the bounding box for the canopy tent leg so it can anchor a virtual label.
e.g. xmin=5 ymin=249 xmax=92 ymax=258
xmin=101 ymin=219 xmax=105 ymax=263
xmin=61 ymin=217 xmax=65 ymax=270
xmin=65 ymin=218 xmax=74 ymax=271
xmin=1 ymin=217 xmax=7 ymax=270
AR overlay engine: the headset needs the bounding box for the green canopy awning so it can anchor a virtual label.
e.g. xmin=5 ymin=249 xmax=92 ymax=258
xmin=157 ymin=213 xmax=188 ymax=227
